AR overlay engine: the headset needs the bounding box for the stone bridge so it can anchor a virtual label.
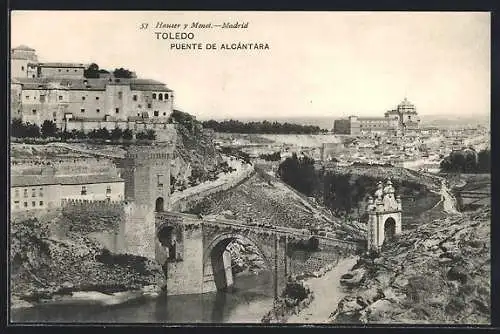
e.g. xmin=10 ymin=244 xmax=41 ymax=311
xmin=154 ymin=211 xmax=360 ymax=298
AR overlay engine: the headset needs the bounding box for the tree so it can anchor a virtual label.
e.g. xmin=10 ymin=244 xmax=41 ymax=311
xmin=96 ymin=127 xmax=110 ymax=140
xmin=145 ymin=129 xmax=156 ymax=140
xmin=122 ymin=129 xmax=133 ymax=140
xmin=84 ymin=63 xmax=100 ymax=78
xmin=477 ymin=149 xmax=490 ymax=173
xmin=25 ymin=123 xmax=40 ymax=138
xmin=41 ymin=120 xmax=57 ymax=138
xmin=110 ymin=127 xmax=123 ymax=141
xmin=113 ymin=68 xmax=134 ymax=78
xmin=11 ymin=119 xmax=25 ymax=138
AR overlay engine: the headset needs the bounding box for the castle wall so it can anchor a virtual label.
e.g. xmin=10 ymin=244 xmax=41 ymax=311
xmin=11 ymin=58 xmax=28 ymax=79
xmin=123 ymin=202 xmax=156 ymax=258
xmin=170 ymin=165 xmax=254 ymax=212
xmin=39 ymin=67 xmax=85 ymax=78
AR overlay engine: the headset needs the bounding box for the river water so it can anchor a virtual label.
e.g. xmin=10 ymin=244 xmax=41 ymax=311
xmin=11 ymin=271 xmax=275 ymax=324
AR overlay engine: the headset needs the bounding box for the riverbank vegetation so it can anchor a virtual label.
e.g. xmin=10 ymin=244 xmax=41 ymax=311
xmin=440 ymin=149 xmax=490 ymax=174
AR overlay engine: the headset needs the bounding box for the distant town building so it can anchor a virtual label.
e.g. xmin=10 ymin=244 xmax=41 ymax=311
xmin=333 ymin=98 xmax=421 ymax=136
xmin=320 ymin=142 xmax=344 ymax=161
xmin=10 ymin=45 xmax=175 ymax=130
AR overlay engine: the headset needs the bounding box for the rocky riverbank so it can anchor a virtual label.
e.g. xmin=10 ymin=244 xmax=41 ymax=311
xmin=330 ymin=206 xmax=490 ymax=324
xmin=10 ymin=217 xmax=164 ymax=310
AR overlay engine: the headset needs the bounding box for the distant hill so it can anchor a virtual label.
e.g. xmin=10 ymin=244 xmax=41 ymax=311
xmin=200 ymin=114 xmax=490 ymax=131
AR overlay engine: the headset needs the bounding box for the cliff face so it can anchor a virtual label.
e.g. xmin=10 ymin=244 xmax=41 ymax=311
xmin=330 ymin=206 xmax=490 ymax=325
xmin=170 ymin=114 xmax=223 ymax=187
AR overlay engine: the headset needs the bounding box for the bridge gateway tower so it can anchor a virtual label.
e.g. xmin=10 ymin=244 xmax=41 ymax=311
xmin=121 ymin=143 xmax=174 ymax=258
xmin=366 ymin=180 xmax=402 ymax=252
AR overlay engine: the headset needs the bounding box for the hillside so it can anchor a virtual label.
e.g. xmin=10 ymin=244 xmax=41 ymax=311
xmin=187 ymin=172 xmax=340 ymax=231
xmin=330 ymin=205 xmax=490 ymax=324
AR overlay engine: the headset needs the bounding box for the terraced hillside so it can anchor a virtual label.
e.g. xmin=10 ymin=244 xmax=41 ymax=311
xmin=187 ymin=173 xmax=339 ymax=231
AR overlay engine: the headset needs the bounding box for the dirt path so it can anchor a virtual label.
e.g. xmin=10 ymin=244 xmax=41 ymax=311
xmin=287 ymin=257 xmax=358 ymax=324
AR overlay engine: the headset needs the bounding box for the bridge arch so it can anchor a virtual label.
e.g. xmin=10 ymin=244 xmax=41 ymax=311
xmin=203 ymin=232 xmax=273 ymax=291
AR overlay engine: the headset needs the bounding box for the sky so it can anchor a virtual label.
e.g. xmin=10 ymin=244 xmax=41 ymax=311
xmin=10 ymin=11 xmax=490 ymax=121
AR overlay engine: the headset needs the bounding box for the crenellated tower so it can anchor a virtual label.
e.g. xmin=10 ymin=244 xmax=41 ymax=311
xmin=120 ymin=143 xmax=175 ymax=258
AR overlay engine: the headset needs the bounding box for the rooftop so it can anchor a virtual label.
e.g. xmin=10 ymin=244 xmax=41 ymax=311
xmin=38 ymin=62 xmax=87 ymax=68
xmin=15 ymin=77 xmax=172 ymax=92
xmin=11 ymin=174 xmax=124 ymax=187
xmin=12 ymin=45 xmax=36 ymax=51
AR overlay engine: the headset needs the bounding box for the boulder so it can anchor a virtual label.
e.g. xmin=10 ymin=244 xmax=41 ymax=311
xmin=447 ymin=266 xmax=468 ymax=284
xmin=340 ymin=268 xmax=366 ymax=287
xmin=359 ymin=299 xmax=395 ymax=323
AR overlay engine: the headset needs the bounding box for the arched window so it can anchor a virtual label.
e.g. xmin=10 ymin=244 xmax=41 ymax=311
xmin=155 ymin=197 xmax=164 ymax=212
xmin=159 ymin=94 xmax=163 ymax=101
xmin=152 ymin=93 xmax=157 ymax=99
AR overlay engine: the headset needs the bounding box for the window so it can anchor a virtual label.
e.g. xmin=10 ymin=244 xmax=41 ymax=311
xmin=118 ymin=92 xmax=123 ymax=100
xmin=66 ymin=69 xmax=69 ymax=72
xmin=115 ymin=108 xmax=119 ymax=114
xmin=58 ymin=69 xmax=61 ymax=72
xmin=24 ymin=202 xmax=28 ymax=207
xmin=163 ymin=112 xmax=167 ymax=116
xmin=133 ymin=95 xmax=138 ymax=101
xmin=106 ymin=186 xmax=111 ymax=194
xmin=32 ymin=201 xmax=36 ymax=207
xmin=25 ymin=96 xmax=29 ymax=100
xmin=24 ymin=189 xmax=28 ymax=198
xmin=81 ymin=109 xmax=85 ymax=113
xmin=96 ymin=109 xmax=100 ymax=113
xmin=53 ymin=112 xmax=57 ymax=117
xmin=154 ymin=111 xmax=159 ymax=117
xmin=152 ymin=93 xmax=157 ymax=99
xmin=82 ymin=96 xmax=86 ymax=100
xmin=21 ymin=66 xmax=24 ymax=71
xmin=39 ymin=201 xmax=44 ymax=206
xmin=157 ymin=175 xmax=164 ymax=187
xmin=159 ymin=94 xmax=163 ymax=101
xmin=96 ymin=96 xmax=99 ymax=100
xmin=32 ymin=188 xmax=36 ymax=197
xmin=59 ymin=95 xmax=63 ymax=101
xmin=14 ymin=189 xmax=19 ymax=198
xmin=32 ymin=109 xmax=37 ymax=115
xmin=14 ymin=201 xmax=19 ymax=208
xmin=40 ymin=95 xmax=45 ymax=102
xmin=147 ymin=103 xmax=152 ymax=109
xmin=74 ymin=69 xmax=77 ymax=72
xmin=39 ymin=188 xmax=43 ymax=197
xmin=165 ymin=93 xmax=169 ymax=100
xmin=81 ymin=186 xmax=87 ymax=195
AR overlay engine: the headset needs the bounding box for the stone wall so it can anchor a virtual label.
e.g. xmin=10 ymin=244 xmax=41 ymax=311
xmin=123 ymin=203 xmax=156 ymax=258
xmin=170 ymin=164 xmax=254 ymax=212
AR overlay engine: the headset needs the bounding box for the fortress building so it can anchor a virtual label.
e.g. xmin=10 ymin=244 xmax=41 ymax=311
xmin=10 ymin=45 xmax=175 ymax=130
xmin=333 ymin=98 xmax=420 ymax=136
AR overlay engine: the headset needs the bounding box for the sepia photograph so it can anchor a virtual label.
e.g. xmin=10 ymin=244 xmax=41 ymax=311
xmin=8 ymin=11 xmax=491 ymax=325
